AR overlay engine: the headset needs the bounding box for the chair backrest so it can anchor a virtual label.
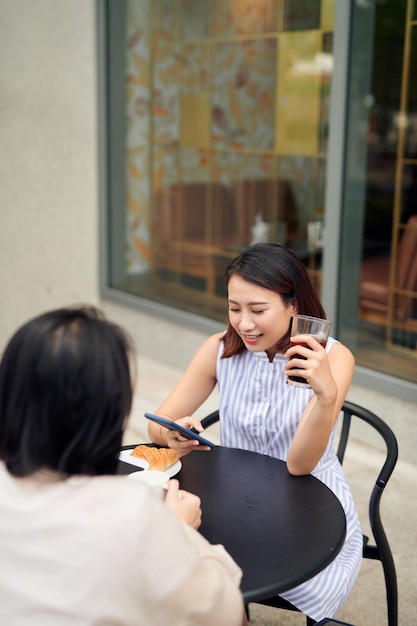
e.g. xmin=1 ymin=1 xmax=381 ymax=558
xmin=201 ymin=402 xmax=399 ymax=626
xmin=336 ymin=401 xmax=398 ymax=626
xmin=231 ymin=178 xmax=298 ymax=247
xmin=154 ymin=182 xmax=236 ymax=242
xmin=337 ymin=401 xmax=398 ymax=484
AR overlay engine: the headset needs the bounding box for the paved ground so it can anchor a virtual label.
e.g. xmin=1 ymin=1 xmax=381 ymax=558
xmin=124 ymin=355 xmax=417 ymax=626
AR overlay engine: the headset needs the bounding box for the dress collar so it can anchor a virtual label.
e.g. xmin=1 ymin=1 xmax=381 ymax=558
xmin=251 ymin=350 xmax=286 ymax=363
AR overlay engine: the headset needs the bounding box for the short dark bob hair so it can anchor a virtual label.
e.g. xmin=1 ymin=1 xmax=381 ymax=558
xmin=222 ymin=243 xmax=326 ymax=358
xmin=0 ymin=306 xmax=134 ymax=477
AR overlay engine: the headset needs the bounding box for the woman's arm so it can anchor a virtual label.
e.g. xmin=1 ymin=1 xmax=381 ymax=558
xmin=147 ymin=332 xmax=222 ymax=453
xmin=285 ymin=339 xmax=355 ymax=475
xmin=136 ymin=485 xmax=246 ymax=626
xmin=171 ymin=525 xmax=248 ymax=626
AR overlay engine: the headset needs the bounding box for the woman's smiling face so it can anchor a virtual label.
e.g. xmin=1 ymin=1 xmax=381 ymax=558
xmin=227 ymin=275 xmax=295 ymax=358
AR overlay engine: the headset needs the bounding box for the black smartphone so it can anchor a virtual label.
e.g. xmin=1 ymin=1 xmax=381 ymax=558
xmin=144 ymin=413 xmax=215 ymax=448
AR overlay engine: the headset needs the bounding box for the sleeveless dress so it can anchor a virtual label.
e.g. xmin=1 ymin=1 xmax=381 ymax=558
xmin=216 ymin=337 xmax=363 ymax=621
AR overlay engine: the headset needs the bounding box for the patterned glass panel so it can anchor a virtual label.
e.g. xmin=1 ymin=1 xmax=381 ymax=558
xmin=211 ymin=0 xmax=278 ymax=36
xmin=211 ymin=38 xmax=277 ymax=150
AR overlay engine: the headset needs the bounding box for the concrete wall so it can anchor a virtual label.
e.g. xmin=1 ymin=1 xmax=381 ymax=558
xmin=0 ymin=0 xmax=99 ymax=346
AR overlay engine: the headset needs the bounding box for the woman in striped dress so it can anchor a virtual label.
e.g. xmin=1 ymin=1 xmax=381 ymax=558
xmin=149 ymin=243 xmax=363 ymax=622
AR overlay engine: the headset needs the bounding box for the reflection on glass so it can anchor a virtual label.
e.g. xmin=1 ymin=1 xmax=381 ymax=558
xmin=183 ymin=0 xmax=210 ymax=40
xmin=283 ymin=0 xmax=321 ymax=32
xmin=212 ymin=39 xmax=277 ymax=150
xmin=108 ymin=0 xmax=335 ymax=322
xmin=339 ymin=0 xmax=417 ymax=385
xmin=405 ymin=21 xmax=417 ymax=157
xmin=211 ymin=0 xmax=278 ymax=36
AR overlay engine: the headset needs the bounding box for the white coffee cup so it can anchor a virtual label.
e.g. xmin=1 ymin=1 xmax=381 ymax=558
xmin=127 ymin=470 xmax=169 ymax=499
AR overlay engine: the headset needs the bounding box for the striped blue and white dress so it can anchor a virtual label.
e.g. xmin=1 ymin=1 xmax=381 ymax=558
xmin=216 ymin=337 xmax=363 ymax=622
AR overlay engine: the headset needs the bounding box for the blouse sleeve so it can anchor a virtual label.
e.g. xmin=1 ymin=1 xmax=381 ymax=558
xmin=162 ymin=525 xmax=244 ymax=625
xmin=126 ymin=488 xmax=244 ymax=626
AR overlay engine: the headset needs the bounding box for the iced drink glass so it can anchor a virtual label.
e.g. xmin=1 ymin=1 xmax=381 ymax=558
xmin=287 ymin=314 xmax=332 ymax=389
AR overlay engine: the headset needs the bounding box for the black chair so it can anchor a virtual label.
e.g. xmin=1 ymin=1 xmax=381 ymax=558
xmin=200 ymin=400 xmax=398 ymax=626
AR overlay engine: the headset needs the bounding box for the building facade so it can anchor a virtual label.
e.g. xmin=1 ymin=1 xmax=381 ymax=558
xmin=101 ymin=0 xmax=417 ymax=402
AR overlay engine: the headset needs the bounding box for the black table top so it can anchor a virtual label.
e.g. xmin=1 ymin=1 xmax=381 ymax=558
xmin=118 ymin=445 xmax=346 ymax=603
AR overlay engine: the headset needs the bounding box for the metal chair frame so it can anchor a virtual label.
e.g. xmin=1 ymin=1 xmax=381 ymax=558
xmin=201 ymin=400 xmax=398 ymax=626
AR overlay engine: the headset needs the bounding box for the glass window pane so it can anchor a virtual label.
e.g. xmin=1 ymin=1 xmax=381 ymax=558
xmin=183 ymin=0 xmax=210 ymax=40
xmin=283 ymin=0 xmax=321 ymax=32
xmin=106 ymin=0 xmax=335 ymax=322
xmin=211 ymin=0 xmax=279 ymax=37
xmin=338 ymin=0 xmax=417 ymax=386
xmin=211 ymin=39 xmax=277 ymax=151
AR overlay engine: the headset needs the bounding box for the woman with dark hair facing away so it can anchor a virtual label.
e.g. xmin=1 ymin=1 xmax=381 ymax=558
xmin=0 ymin=306 xmax=247 ymax=626
xmin=148 ymin=243 xmax=363 ymax=623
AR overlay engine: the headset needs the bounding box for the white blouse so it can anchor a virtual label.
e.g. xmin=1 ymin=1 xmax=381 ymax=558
xmin=0 ymin=462 xmax=243 ymax=626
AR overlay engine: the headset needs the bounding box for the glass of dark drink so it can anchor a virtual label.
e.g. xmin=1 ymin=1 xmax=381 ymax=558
xmin=287 ymin=314 xmax=332 ymax=389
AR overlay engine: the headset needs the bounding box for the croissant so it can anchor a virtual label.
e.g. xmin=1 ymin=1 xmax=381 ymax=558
xmin=130 ymin=445 xmax=179 ymax=471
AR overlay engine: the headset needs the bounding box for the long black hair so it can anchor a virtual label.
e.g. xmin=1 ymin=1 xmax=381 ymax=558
xmin=223 ymin=243 xmax=326 ymax=357
xmin=0 ymin=306 xmax=134 ymax=477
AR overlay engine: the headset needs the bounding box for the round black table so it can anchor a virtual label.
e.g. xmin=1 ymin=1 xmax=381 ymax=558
xmin=118 ymin=446 xmax=346 ymax=603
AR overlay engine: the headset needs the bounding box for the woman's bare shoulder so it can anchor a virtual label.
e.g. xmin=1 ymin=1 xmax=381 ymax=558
xmin=193 ymin=331 xmax=224 ymax=361
xmin=328 ymin=340 xmax=355 ymax=383
xmin=330 ymin=339 xmax=355 ymax=363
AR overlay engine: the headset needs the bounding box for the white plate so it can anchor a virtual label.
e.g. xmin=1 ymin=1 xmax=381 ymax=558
xmin=127 ymin=460 xmax=182 ymax=478
xmin=118 ymin=450 xmax=149 ymax=471
xmin=119 ymin=450 xmax=181 ymax=478
xmin=164 ymin=459 xmax=182 ymax=478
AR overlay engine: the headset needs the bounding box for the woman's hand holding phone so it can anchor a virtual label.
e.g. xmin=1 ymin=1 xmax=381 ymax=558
xmin=145 ymin=413 xmax=214 ymax=457
xmin=165 ymin=416 xmax=212 ymax=456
